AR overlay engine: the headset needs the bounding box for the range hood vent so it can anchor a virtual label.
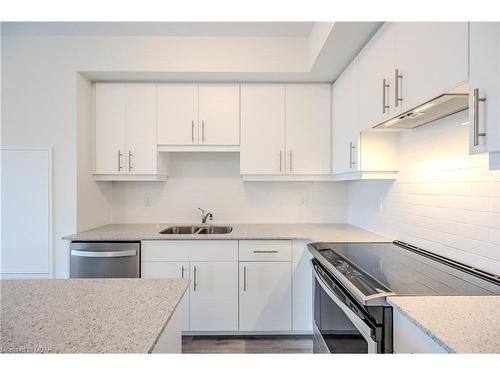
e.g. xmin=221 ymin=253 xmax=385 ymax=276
xmin=373 ymin=93 xmax=469 ymax=130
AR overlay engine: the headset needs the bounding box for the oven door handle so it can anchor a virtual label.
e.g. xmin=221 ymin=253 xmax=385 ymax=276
xmin=312 ymin=263 xmax=378 ymax=354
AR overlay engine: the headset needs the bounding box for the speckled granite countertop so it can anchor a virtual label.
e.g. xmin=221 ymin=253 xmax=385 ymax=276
xmin=388 ymin=296 xmax=500 ymax=353
xmin=63 ymin=223 xmax=390 ymax=242
xmin=0 ymin=278 xmax=189 ymax=353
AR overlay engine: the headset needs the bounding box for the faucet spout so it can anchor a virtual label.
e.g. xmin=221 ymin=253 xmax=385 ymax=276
xmin=198 ymin=208 xmax=214 ymax=225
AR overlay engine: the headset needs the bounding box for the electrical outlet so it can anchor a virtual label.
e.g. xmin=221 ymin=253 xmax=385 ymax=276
xmin=144 ymin=196 xmax=153 ymax=206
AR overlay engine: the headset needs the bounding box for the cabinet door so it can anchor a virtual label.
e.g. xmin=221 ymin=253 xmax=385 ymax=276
xmin=240 ymin=84 xmax=286 ymax=174
xmin=95 ymin=83 xmax=127 ymax=174
xmin=239 ymin=262 xmax=291 ymax=331
xmin=157 ymin=84 xmax=198 ymax=145
xmin=358 ymin=23 xmax=396 ymax=129
xmin=395 ymin=22 xmax=468 ymax=113
xmin=198 ymin=84 xmax=240 ymax=145
xmin=189 ymin=262 xmax=238 ymax=331
xmin=141 ymin=261 xmax=190 ymax=331
xmin=126 ymin=84 xmax=157 ymax=174
xmin=285 ymin=84 xmax=331 ymax=174
xmin=469 ymin=22 xmax=500 ymax=154
xmin=332 ymin=58 xmax=360 ymax=174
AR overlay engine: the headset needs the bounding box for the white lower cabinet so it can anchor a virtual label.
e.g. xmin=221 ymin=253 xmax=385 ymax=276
xmin=239 ymin=262 xmax=292 ymax=332
xmin=393 ymin=309 xmax=447 ymax=353
xmin=141 ymin=239 xmax=305 ymax=334
xmin=141 ymin=261 xmax=190 ymax=332
xmin=189 ymin=261 xmax=239 ymax=332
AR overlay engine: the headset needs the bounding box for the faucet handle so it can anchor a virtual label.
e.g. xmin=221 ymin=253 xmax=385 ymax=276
xmin=198 ymin=207 xmax=206 ymax=215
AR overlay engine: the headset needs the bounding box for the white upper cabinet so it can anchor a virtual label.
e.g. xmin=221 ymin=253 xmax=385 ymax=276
xmin=469 ymin=22 xmax=500 ymax=154
xmin=240 ymin=84 xmax=286 ymax=174
xmin=285 ymin=84 xmax=331 ymax=174
xmin=95 ymin=83 xmax=127 ymax=175
xmin=126 ymin=84 xmax=157 ymax=175
xmin=358 ymin=23 xmax=396 ymax=130
xmin=198 ymin=84 xmax=240 ymax=145
xmin=240 ymin=84 xmax=331 ymax=176
xmin=157 ymin=83 xmax=240 ymax=147
xmin=394 ymin=22 xmax=468 ymax=113
xmin=94 ymin=83 xmax=166 ymax=180
xmin=358 ymin=22 xmax=469 ymax=129
xmin=157 ymin=84 xmax=198 ymax=145
xmin=332 ymin=58 xmax=360 ymax=174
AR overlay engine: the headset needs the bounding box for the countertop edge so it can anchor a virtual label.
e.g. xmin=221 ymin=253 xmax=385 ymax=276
xmin=387 ymin=297 xmax=454 ymax=353
xmin=147 ymin=281 xmax=190 ymax=353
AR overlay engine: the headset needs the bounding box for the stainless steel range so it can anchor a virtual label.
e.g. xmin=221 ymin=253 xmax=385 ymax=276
xmin=308 ymin=241 xmax=500 ymax=354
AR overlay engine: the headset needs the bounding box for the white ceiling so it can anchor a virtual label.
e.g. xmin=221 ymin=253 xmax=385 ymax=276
xmin=2 ymin=22 xmax=315 ymax=37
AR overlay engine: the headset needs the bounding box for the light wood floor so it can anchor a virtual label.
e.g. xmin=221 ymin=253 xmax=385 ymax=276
xmin=182 ymin=335 xmax=314 ymax=354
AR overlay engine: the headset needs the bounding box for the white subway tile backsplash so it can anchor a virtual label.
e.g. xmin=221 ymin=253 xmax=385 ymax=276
xmin=348 ymin=111 xmax=500 ymax=275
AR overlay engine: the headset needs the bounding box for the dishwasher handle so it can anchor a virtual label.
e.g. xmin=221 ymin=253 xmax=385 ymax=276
xmin=71 ymin=249 xmax=137 ymax=258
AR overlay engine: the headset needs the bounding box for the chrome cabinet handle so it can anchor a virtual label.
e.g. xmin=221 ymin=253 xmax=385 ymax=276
xmin=394 ymin=69 xmax=403 ymax=107
xmin=243 ymin=266 xmax=247 ymax=292
xmin=118 ymin=150 xmax=123 ymax=171
xmin=253 ymin=250 xmax=278 ymax=254
xmin=181 ymin=265 xmax=185 ymax=279
xmin=382 ymin=79 xmax=390 ymax=114
xmin=279 ymin=151 xmax=282 ymax=172
xmin=350 ymin=142 xmax=356 ymax=168
xmin=193 ymin=266 xmax=197 ymax=291
xmin=191 ymin=120 xmax=195 ymax=143
xmin=289 ymin=150 xmax=293 ymax=173
xmin=202 ymin=120 xmax=205 ymax=142
xmin=128 ymin=150 xmax=133 ymax=172
xmin=472 ymin=88 xmax=487 ymax=146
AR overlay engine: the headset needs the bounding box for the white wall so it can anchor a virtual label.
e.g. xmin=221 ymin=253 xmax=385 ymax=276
xmin=76 ymin=74 xmax=113 ymax=231
xmin=112 ymin=153 xmax=348 ymax=223
xmin=348 ymin=111 xmax=500 ymax=275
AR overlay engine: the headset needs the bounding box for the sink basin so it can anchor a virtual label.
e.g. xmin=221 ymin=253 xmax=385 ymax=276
xmin=159 ymin=226 xmax=201 ymax=234
xmin=197 ymin=226 xmax=233 ymax=235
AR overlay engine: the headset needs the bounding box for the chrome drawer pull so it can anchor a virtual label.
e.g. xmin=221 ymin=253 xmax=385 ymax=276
xmin=253 ymin=250 xmax=279 ymax=254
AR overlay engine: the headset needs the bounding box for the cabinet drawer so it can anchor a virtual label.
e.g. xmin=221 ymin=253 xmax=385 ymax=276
xmin=239 ymin=240 xmax=291 ymax=261
xmin=141 ymin=241 xmax=238 ymax=262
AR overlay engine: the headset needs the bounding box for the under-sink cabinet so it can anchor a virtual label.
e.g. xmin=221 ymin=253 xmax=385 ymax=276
xmin=141 ymin=239 xmax=302 ymax=334
xmin=141 ymin=240 xmax=238 ymax=332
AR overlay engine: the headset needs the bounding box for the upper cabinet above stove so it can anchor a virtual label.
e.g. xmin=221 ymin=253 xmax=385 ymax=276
xmin=358 ymin=22 xmax=469 ymax=131
xmin=468 ymin=22 xmax=500 ymax=155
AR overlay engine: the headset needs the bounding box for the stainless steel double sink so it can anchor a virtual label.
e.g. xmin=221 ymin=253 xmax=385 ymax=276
xmin=159 ymin=225 xmax=233 ymax=235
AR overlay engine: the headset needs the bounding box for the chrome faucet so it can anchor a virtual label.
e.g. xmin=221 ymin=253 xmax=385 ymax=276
xmin=198 ymin=208 xmax=213 ymax=225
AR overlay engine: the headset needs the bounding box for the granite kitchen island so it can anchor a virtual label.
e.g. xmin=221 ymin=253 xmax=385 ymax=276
xmin=0 ymin=278 xmax=189 ymax=353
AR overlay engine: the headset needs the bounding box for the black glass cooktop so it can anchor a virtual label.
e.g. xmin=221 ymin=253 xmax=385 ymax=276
xmin=309 ymin=241 xmax=500 ymax=296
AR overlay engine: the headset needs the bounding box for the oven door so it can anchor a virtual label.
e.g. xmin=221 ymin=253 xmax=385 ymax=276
xmin=312 ymin=260 xmax=379 ymax=354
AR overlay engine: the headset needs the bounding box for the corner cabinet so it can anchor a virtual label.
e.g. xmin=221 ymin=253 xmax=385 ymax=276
xmin=332 ymin=55 xmax=399 ymax=179
xmin=94 ymin=83 xmax=168 ymax=181
xmin=240 ymin=84 xmax=331 ymax=178
xmin=468 ymin=22 xmax=500 ymax=155
xmin=157 ymin=83 xmax=240 ymax=151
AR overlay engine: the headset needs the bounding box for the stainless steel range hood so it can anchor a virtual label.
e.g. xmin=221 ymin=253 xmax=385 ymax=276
xmin=373 ymin=93 xmax=469 ymax=130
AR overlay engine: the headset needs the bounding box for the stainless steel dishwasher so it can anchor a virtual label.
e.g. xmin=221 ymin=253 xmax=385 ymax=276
xmin=69 ymin=241 xmax=140 ymax=278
